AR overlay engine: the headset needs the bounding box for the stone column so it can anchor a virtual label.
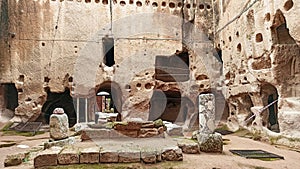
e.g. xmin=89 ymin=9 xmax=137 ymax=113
xmin=197 ymin=93 xmax=223 ymax=153
xmin=198 ymin=93 xmax=215 ymax=134
xmin=50 ymin=108 xmax=69 ymax=140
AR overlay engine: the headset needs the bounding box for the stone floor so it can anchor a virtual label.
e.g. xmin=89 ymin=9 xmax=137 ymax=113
xmin=1 ymin=129 xmax=300 ymax=169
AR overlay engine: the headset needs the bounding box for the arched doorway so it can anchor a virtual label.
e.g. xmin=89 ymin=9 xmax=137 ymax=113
xmin=261 ymin=83 xmax=279 ymax=132
xmin=96 ymin=81 xmax=122 ymax=121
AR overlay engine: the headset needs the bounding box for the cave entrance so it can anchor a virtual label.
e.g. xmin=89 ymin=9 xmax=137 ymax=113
xmin=261 ymin=83 xmax=279 ymax=132
xmin=96 ymin=81 xmax=122 ymax=121
xmin=42 ymin=88 xmax=76 ymax=127
xmin=149 ymin=90 xmax=184 ymax=123
xmin=0 ymin=83 xmax=18 ymax=121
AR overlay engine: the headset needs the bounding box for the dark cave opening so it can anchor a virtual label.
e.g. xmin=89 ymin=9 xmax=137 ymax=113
xmin=42 ymin=88 xmax=76 ymax=127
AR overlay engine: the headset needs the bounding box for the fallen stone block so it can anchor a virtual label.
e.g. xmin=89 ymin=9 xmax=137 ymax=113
xmin=4 ymin=153 xmax=27 ymax=167
xmin=161 ymin=146 xmax=183 ymax=161
xmin=80 ymin=147 xmax=100 ymax=164
xmin=197 ymin=132 xmax=223 ymax=153
xmin=178 ymin=141 xmax=200 ymax=154
xmin=141 ymin=151 xmax=157 ymax=164
xmin=58 ymin=147 xmax=79 ymax=165
xmin=118 ymin=150 xmax=140 ymax=163
xmin=34 ymin=147 xmax=62 ymax=168
xmin=100 ymin=149 xmax=119 ymax=163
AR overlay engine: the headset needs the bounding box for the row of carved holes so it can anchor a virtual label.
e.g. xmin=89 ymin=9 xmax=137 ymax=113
xmin=54 ymin=0 xmax=211 ymax=9
xmin=227 ymin=33 xmax=263 ymax=43
xmin=125 ymin=82 xmax=153 ymax=91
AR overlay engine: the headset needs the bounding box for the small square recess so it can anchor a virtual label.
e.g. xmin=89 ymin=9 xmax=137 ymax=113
xmin=230 ymin=149 xmax=284 ymax=160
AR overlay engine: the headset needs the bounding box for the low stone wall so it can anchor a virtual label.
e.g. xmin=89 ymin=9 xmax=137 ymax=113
xmin=34 ymin=146 xmax=183 ymax=168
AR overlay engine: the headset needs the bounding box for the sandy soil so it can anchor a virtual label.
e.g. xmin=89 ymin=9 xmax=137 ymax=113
xmin=0 ymin=130 xmax=299 ymax=169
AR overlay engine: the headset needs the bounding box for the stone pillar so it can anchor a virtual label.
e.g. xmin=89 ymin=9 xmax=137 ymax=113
xmin=198 ymin=93 xmax=215 ymax=134
xmin=197 ymin=93 xmax=223 ymax=153
xmin=50 ymin=108 xmax=69 ymax=140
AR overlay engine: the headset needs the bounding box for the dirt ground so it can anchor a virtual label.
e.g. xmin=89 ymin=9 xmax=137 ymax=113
xmin=0 ymin=123 xmax=299 ymax=169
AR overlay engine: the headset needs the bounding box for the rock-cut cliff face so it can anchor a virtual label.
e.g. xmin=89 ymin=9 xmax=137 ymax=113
xmin=1 ymin=0 xmax=299 ymax=143
xmin=0 ymin=0 xmax=222 ymax=130
xmin=215 ymin=0 xmax=300 ymax=139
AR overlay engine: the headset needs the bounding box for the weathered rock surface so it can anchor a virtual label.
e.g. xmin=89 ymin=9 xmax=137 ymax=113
xmin=100 ymin=149 xmax=119 ymax=163
xmin=57 ymin=147 xmax=79 ymax=165
xmin=81 ymin=120 xmax=166 ymax=140
xmin=197 ymin=132 xmax=223 ymax=153
xmin=141 ymin=151 xmax=157 ymax=164
xmin=34 ymin=147 xmax=62 ymax=168
xmin=80 ymin=147 xmax=100 ymax=164
xmin=138 ymin=128 xmax=159 ymax=138
xmin=0 ymin=0 xmax=299 ymax=146
xmin=198 ymin=94 xmax=215 ymax=134
xmin=49 ymin=113 xmax=69 ymax=140
xmin=4 ymin=153 xmax=27 ymax=167
xmin=177 ymin=140 xmax=200 ymax=154
xmin=161 ymin=146 xmax=183 ymax=161
xmin=118 ymin=150 xmax=141 ymax=163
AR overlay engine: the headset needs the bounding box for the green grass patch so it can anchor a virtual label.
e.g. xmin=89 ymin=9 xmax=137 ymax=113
xmin=1 ymin=130 xmax=45 ymax=137
xmin=1 ymin=121 xmax=14 ymax=131
xmin=1 ymin=121 xmax=44 ymax=137
xmin=38 ymin=161 xmax=183 ymax=169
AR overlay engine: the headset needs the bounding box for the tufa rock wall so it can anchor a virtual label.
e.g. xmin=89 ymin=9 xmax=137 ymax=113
xmin=0 ymin=0 xmax=221 ymax=129
xmin=215 ymin=0 xmax=300 ymax=138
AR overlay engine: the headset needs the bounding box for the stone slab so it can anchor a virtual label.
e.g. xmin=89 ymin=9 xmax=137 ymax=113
xmin=141 ymin=151 xmax=157 ymax=164
xmin=34 ymin=147 xmax=62 ymax=168
xmin=100 ymin=149 xmax=119 ymax=163
xmin=58 ymin=148 xmax=80 ymax=165
xmin=80 ymin=147 xmax=100 ymax=164
xmin=118 ymin=150 xmax=141 ymax=163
